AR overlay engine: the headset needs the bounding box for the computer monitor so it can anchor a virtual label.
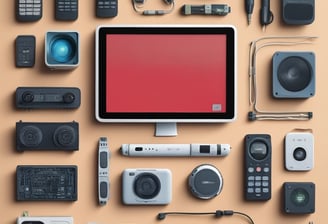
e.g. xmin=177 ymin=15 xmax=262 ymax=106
xmin=95 ymin=25 xmax=237 ymax=136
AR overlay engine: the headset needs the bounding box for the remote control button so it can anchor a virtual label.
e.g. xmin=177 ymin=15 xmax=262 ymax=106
xmin=247 ymin=188 xmax=254 ymax=193
xmin=248 ymin=181 xmax=254 ymax=187
xmin=262 ymin=181 xmax=269 ymax=187
xmin=262 ymin=176 xmax=269 ymax=181
xmin=248 ymin=167 xmax=255 ymax=173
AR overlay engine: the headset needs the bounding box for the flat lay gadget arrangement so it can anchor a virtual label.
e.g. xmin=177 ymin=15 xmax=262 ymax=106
xmin=1 ymin=0 xmax=323 ymax=224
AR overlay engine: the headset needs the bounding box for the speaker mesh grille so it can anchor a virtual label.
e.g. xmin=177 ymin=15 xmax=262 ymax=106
xmin=272 ymin=52 xmax=315 ymax=98
xmin=277 ymin=56 xmax=312 ymax=92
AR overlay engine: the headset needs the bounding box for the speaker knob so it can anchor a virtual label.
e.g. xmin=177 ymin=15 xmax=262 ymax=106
xmin=19 ymin=125 xmax=43 ymax=147
xmin=53 ymin=125 xmax=76 ymax=147
xmin=22 ymin=91 xmax=34 ymax=103
xmin=63 ymin=92 xmax=75 ymax=103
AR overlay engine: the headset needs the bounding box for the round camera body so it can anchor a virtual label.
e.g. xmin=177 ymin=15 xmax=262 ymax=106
xmin=122 ymin=168 xmax=172 ymax=205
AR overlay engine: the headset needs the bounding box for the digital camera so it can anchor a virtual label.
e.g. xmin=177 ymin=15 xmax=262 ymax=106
xmin=122 ymin=168 xmax=172 ymax=205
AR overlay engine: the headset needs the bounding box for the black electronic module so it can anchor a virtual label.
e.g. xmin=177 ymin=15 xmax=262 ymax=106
xmin=16 ymin=165 xmax=78 ymax=201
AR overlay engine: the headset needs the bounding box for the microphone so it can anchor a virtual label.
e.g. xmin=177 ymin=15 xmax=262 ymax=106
xmin=121 ymin=144 xmax=230 ymax=157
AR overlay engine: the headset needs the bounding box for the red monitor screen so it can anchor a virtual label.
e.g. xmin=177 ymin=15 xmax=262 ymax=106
xmin=96 ymin=25 xmax=236 ymax=122
xmin=106 ymin=34 xmax=227 ymax=113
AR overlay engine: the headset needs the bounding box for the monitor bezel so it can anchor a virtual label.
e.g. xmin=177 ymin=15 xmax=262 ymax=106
xmin=95 ymin=25 xmax=237 ymax=123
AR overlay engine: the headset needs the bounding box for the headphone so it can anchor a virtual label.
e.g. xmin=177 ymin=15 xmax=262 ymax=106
xmin=132 ymin=0 xmax=175 ymax=15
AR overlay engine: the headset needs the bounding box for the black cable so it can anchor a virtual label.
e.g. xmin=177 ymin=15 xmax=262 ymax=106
xmin=157 ymin=210 xmax=255 ymax=224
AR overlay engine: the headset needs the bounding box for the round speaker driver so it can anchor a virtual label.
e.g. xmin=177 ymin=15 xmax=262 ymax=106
xmin=188 ymin=164 xmax=223 ymax=199
xmin=277 ymin=56 xmax=312 ymax=92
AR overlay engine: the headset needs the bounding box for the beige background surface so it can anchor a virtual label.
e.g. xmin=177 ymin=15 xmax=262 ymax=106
xmin=0 ymin=0 xmax=327 ymax=223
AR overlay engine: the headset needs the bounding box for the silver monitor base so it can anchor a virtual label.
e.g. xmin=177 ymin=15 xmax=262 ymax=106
xmin=155 ymin=122 xmax=177 ymax=137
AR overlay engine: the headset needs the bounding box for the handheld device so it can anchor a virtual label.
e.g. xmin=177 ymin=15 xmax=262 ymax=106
xmin=285 ymin=132 xmax=314 ymax=171
xmin=16 ymin=0 xmax=42 ymax=22
xmin=15 ymin=35 xmax=36 ymax=67
xmin=122 ymin=168 xmax=172 ymax=205
xmin=121 ymin=144 xmax=230 ymax=157
xmin=244 ymin=134 xmax=272 ymax=201
xmin=96 ymin=0 xmax=118 ymax=17
xmin=55 ymin=0 xmax=78 ymax=21
xmin=16 ymin=87 xmax=81 ymax=109
xmin=98 ymin=137 xmax=110 ymax=205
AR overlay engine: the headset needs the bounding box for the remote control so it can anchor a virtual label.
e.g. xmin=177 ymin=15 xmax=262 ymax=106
xmin=55 ymin=0 xmax=78 ymax=21
xmin=244 ymin=134 xmax=272 ymax=201
xmin=96 ymin=0 xmax=118 ymax=18
xmin=15 ymin=35 xmax=36 ymax=67
xmin=98 ymin=137 xmax=110 ymax=205
xmin=16 ymin=0 xmax=42 ymax=22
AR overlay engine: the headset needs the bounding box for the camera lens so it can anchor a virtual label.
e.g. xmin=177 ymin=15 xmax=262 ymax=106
xmin=50 ymin=37 xmax=75 ymax=63
xmin=250 ymin=141 xmax=268 ymax=160
xmin=134 ymin=173 xmax=161 ymax=199
xmin=293 ymin=147 xmax=307 ymax=161
xmin=291 ymin=188 xmax=309 ymax=206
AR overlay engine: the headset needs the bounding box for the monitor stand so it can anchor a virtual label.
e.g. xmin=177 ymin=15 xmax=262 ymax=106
xmin=155 ymin=122 xmax=177 ymax=137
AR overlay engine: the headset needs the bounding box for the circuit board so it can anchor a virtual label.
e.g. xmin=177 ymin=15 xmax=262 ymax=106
xmin=16 ymin=165 xmax=78 ymax=201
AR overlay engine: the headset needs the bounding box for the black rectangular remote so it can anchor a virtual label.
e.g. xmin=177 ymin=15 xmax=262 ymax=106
xmin=15 ymin=35 xmax=36 ymax=67
xmin=55 ymin=0 xmax=78 ymax=21
xmin=96 ymin=0 xmax=118 ymax=18
xmin=16 ymin=0 xmax=42 ymax=22
xmin=244 ymin=134 xmax=272 ymax=201
xmin=16 ymin=165 xmax=78 ymax=201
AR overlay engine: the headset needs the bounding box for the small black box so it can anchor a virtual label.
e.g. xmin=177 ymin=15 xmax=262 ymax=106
xmin=16 ymin=165 xmax=78 ymax=201
xmin=282 ymin=0 xmax=315 ymax=25
xmin=283 ymin=182 xmax=315 ymax=214
xmin=16 ymin=121 xmax=79 ymax=151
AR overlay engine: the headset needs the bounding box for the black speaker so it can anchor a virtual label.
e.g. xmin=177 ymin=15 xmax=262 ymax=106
xmin=283 ymin=182 xmax=315 ymax=214
xmin=188 ymin=164 xmax=223 ymax=200
xmin=16 ymin=121 xmax=79 ymax=151
xmin=272 ymin=51 xmax=315 ymax=98
xmin=282 ymin=0 xmax=315 ymax=25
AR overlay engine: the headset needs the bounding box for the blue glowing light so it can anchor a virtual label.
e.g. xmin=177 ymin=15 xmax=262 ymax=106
xmin=50 ymin=38 xmax=74 ymax=63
